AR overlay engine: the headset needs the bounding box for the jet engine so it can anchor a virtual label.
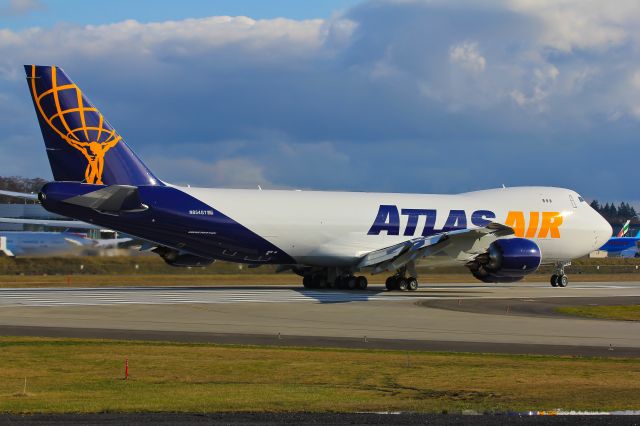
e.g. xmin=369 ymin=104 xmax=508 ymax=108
xmin=153 ymin=246 xmax=214 ymax=267
xmin=467 ymin=238 xmax=541 ymax=283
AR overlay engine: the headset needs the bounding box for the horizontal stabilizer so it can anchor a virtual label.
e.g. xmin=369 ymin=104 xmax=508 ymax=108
xmin=0 ymin=189 xmax=39 ymax=200
xmin=63 ymin=185 xmax=147 ymax=213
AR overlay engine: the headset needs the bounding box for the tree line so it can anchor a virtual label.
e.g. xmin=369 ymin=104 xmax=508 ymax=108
xmin=589 ymin=200 xmax=638 ymax=225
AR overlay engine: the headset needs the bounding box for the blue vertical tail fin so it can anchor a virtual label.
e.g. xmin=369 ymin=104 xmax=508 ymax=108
xmin=25 ymin=65 xmax=160 ymax=186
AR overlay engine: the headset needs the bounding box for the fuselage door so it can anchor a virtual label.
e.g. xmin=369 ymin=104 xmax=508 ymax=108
xmin=569 ymin=194 xmax=577 ymax=209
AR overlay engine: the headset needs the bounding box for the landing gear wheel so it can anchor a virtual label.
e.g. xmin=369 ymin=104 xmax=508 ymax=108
xmin=303 ymin=275 xmax=312 ymax=288
xmin=407 ymin=277 xmax=418 ymax=291
xmin=347 ymin=276 xmax=357 ymax=290
xmin=550 ymin=274 xmax=558 ymax=287
xmin=385 ymin=276 xmax=397 ymax=291
xmin=397 ymin=278 xmax=408 ymax=291
xmin=311 ymin=275 xmax=324 ymax=289
xmin=337 ymin=276 xmax=347 ymax=289
xmin=356 ymin=276 xmax=368 ymax=290
xmin=557 ymin=274 xmax=568 ymax=287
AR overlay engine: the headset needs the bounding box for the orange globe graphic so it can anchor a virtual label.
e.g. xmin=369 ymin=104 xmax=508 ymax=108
xmin=30 ymin=65 xmax=121 ymax=185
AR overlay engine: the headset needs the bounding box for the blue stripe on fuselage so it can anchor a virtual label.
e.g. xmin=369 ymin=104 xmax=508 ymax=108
xmin=40 ymin=182 xmax=294 ymax=264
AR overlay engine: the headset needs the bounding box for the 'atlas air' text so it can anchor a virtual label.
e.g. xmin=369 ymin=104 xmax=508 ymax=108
xmin=367 ymin=205 xmax=563 ymax=238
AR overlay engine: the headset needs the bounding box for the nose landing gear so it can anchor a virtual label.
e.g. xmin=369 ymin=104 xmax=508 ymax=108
xmin=550 ymin=262 xmax=570 ymax=287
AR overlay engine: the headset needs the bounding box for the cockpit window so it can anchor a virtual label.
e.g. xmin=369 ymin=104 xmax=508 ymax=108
xmin=569 ymin=194 xmax=577 ymax=208
xmin=578 ymin=196 xmax=585 ymax=202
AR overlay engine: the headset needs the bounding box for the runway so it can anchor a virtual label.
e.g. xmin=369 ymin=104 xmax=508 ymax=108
xmin=1 ymin=281 xmax=639 ymax=356
xmin=0 ymin=287 xmax=415 ymax=307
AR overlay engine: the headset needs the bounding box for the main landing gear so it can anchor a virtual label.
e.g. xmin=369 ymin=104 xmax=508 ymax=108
xmin=385 ymin=274 xmax=419 ymax=292
xmin=302 ymin=274 xmax=368 ymax=290
xmin=299 ymin=265 xmax=419 ymax=292
xmin=550 ymin=262 xmax=570 ymax=288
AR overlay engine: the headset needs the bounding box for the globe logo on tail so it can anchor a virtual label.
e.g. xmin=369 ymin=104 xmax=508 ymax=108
xmin=29 ymin=65 xmax=121 ymax=185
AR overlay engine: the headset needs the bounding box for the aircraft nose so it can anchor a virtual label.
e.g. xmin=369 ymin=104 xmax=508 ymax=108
xmin=594 ymin=213 xmax=613 ymax=249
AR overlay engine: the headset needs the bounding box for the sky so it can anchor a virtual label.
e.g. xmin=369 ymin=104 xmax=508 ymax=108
xmin=0 ymin=0 xmax=639 ymax=207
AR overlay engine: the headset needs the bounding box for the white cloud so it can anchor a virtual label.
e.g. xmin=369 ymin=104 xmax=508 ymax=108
xmin=449 ymin=41 xmax=485 ymax=72
xmin=0 ymin=0 xmax=639 ymax=201
xmin=631 ymin=71 xmax=640 ymax=90
xmin=508 ymin=0 xmax=640 ymax=51
xmin=0 ymin=16 xmax=328 ymax=74
xmin=149 ymin=156 xmax=273 ymax=189
xmin=0 ymin=0 xmax=44 ymax=17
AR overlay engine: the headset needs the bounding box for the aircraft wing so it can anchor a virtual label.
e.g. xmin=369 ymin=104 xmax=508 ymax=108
xmin=0 ymin=217 xmax=102 ymax=230
xmin=0 ymin=189 xmax=39 ymax=200
xmin=358 ymin=222 xmax=514 ymax=274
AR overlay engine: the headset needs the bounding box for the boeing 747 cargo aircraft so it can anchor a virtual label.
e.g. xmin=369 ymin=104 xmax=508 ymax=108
xmin=23 ymin=65 xmax=612 ymax=289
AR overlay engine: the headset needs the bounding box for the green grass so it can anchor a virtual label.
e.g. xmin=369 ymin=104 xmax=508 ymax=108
xmin=0 ymin=337 xmax=639 ymax=413
xmin=556 ymin=305 xmax=640 ymax=321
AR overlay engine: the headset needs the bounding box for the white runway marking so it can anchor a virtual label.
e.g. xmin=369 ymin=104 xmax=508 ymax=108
xmin=0 ymin=287 xmax=414 ymax=307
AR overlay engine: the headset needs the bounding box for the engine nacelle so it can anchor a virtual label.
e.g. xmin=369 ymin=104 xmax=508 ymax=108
xmin=153 ymin=246 xmax=214 ymax=267
xmin=468 ymin=238 xmax=541 ymax=283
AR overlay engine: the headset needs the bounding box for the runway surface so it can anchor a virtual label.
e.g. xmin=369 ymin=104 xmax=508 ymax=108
xmin=1 ymin=281 xmax=639 ymax=356
xmin=0 ymin=287 xmax=415 ymax=306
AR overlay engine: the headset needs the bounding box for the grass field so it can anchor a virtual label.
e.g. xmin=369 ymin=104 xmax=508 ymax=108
xmin=556 ymin=305 xmax=640 ymax=321
xmin=1 ymin=337 xmax=639 ymax=413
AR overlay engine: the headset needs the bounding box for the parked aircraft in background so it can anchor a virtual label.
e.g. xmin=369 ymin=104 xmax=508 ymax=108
xmin=0 ymin=216 xmax=100 ymax=229
xmin=22 ymin=65 xmax=612 ymax=289
xmin=599 ymin=228 xmax=640 ymax=256
xmin=0 ymin=231 xmax=130 ymax=257
xmin=617 ymin=220 xmax=631 ymax=237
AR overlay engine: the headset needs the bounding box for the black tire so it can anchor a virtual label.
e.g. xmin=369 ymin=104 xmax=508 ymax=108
xmin=385 ymin=276 xmax=397 ymax=291
xmin=397 ymin=278 xmax=408 ymax=291
xmin=303 ymin=275 xmax=312 ymax=288
xmin=557 ymin=274 xmax=568 ymax=287
xmin=550 ymin=274 xmax=558 ymax=287
xmin=347 ymin=276 xmax=357 ymax=290
xmin=407 ymin=277 xmax=418 ymax=291
xmin=356 ymin=276 xmax=368 ymax=290
xmin=337 ymin=276 xmax=347 ymax=289
xmin=311 ymin=275 xmax=323 ymax=289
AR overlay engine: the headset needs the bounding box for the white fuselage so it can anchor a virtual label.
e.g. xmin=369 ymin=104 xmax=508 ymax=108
xmin=179 ymin=185 xmax=612 ymax=267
